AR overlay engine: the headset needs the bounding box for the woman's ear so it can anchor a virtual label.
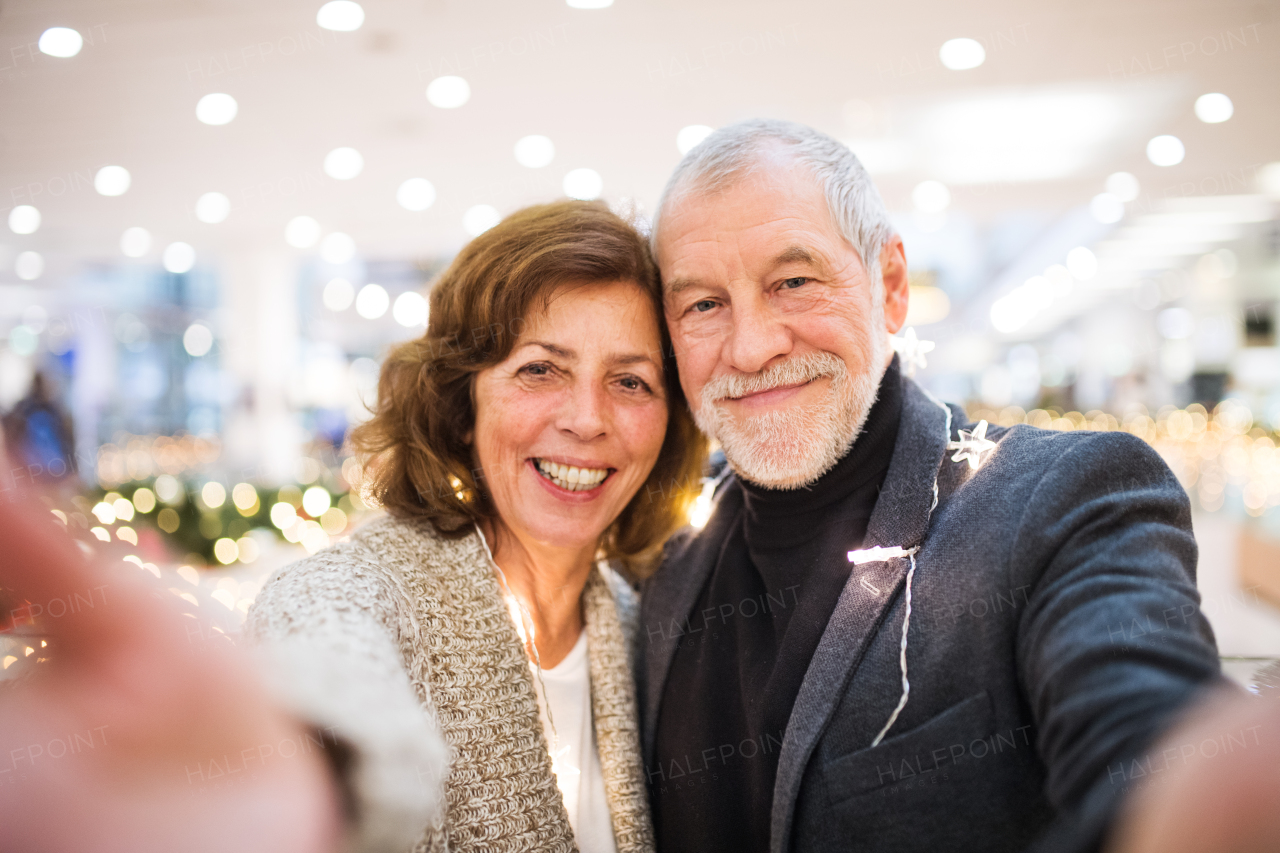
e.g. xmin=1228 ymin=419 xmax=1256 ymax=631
xmin=880 ymin=237 xmax=910 ymax=334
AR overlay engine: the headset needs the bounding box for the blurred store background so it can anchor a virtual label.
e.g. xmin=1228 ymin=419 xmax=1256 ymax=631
xmin=1 ymin=0 xmax=1278 ymax=679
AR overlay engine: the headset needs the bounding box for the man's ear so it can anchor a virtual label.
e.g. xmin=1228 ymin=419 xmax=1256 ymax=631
xmin=879 ymin=237 xmax=910 ymax=334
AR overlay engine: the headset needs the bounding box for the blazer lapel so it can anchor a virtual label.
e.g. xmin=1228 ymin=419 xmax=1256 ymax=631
xmin=639 ymin=483 xmax=745 ymax=763
xmin=769 ymin=380 xmax=953 ymax=853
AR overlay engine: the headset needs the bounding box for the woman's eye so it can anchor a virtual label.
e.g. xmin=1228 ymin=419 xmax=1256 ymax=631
xmin=692 ymin=299 xmax=717 ymax=313
xmin=781 ymin=277 xmax=808 ymax=290
xmin=520 ymin=362 xmax=552 ymax=377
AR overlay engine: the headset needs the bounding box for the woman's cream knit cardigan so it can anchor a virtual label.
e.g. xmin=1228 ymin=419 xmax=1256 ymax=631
xmin=245 ymin=514 xmax=655 ymax=853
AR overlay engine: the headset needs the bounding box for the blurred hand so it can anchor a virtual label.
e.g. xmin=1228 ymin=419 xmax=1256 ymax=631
xmin=1107 ymin=686 xmax=1280 ymax=853
xmin=0 ymin=490 xmax=343 ymax=853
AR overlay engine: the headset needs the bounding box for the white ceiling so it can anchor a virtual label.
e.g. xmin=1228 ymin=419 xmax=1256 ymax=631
xmin=1 ymin=0 xmax=1277 ymax=279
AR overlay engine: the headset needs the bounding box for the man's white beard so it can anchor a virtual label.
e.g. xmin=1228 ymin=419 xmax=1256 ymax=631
xmin=693 ymin=333 xmax=888 ymax=490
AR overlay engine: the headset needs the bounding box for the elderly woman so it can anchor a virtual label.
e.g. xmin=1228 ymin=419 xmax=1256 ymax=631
xmin=247 ymin=200 xmax=705 ymax=852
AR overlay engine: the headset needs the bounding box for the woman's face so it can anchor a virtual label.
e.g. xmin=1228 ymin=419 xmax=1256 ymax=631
xmin=472 ymin=280 xmax=669 ymax=553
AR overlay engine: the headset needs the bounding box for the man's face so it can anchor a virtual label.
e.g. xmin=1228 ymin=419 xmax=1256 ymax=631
xmin=657 ymin=152 xmax=909 ymax=489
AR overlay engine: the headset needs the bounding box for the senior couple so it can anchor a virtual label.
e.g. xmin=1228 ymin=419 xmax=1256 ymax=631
xmin=256 ymin=120 xmax=1220 ymax=852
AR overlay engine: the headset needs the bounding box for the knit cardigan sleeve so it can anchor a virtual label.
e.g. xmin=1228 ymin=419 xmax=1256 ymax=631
xmin=244 ymin=539 xmax=448 ymax=853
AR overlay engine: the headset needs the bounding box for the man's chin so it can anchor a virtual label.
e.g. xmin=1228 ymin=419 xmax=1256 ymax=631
xmin=720 ymin=438 xmax=849 ymax=491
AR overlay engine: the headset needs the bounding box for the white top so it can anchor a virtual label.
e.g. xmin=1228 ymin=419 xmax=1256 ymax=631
xmin=531 ymin=631 xmax=618 ymax=853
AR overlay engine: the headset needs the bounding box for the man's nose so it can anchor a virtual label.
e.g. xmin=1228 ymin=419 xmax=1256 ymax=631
xmin=724 ymin=295 xmax=793 ymax=374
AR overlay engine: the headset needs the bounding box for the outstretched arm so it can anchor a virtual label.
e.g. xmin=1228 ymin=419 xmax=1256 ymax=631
xmin=1012 ymin=431 xmax=1223 ymax=851
xmin=0 ymin=486 xmax=343 ymax=853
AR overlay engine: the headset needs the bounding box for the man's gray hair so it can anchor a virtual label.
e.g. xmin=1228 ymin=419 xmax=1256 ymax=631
xmin=652 ymin=118 xmax=894 ymax=281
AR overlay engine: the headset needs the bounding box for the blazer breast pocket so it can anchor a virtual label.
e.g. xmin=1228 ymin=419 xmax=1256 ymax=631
xmin=823 ymin=690 xmax=996 ymax=805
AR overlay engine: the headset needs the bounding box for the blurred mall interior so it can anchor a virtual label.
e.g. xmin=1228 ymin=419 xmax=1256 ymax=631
xmin=1 ymin=0 xmax=1278 ymax=678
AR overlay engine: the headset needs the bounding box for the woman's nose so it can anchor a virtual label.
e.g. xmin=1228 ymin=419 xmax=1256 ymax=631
xmin=557 ymin=380 xmax=608 ymax=441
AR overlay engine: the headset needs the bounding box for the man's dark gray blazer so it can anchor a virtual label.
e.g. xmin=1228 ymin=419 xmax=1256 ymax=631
xmin=639 ymin=377 xmax=1221 ymax=852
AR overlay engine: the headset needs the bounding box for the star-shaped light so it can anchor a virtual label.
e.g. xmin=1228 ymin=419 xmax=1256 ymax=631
xmin=947 ymin=419 xmax=996 ymax=470
xmin=890 ymin=327 xmax=935 ymax=377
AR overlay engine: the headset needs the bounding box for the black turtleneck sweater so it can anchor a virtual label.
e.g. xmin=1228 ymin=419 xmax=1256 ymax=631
xmin=650 ymin=357 xmax=903 ymax=852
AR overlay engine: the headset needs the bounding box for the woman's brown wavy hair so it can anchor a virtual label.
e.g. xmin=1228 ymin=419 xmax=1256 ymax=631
xmin=350 ymin=199 xmax=707 ymax=573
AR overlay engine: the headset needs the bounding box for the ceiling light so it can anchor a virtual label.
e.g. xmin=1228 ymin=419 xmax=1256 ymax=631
xmin=285 ymin=215 xmax=321 ymax=248
xmin=317 ymin=1 xmax=364 ymax=31
xmin=463 ymin=205 xmax=500 ymax=236
xmin=938 ymin=38 xmax=985 ymax=70
xmin=911 ymin=180 xmax=951 ymax=213
xmin=183 ymin=323 xmax=214 ymax=357
xmin=324 ymin=147 xmax=364 ymax=180
xmin=393 ymin=291 xmax=428 ymax=327
xmin=1146 ymin=135 xmax=1185 ymax=167
xmin=355 ymin=283 xmax=389 ymax=319
xmin=1105 ymin=171 xmax=1139 ymax=202
xmin=196 ymin=93 xmax=238 ymax=125
xmin=567 ymin=0 xmax=613 ymax=7
xmin=426 ymin=76 xmax=470 ymax=108
xmin=8 ymin=205 xmax=40 ymax=234
xmin=94 ymin=166 xmax=131 ymax=196
xmin=121 ymin=227 xmax=151 ymax=257
xmin=195 ymin=192 xmax=231 ymax=224
xmin=38 ymin=27 xmax=82 ymax=58
xmin=323 ymin=278 xmax=354 ymax=311
xmin=676 ymin=125 xmax=714 ymax=155
xmin=320 ymin=232 xmax=356 ymax=264
xmin=1194 ymin=93 xmax=1233 ymax=124
xmin=164 ymin=242 xmax=196 ymax=273
xmin=396 ymin=178 xmax=436 ymax=211
xmin=920 ymin=88 xmax=1127 ymax=184
xmin=1065 ymin=246 xmax=1097 ymax=280
xmin=514 ymin=135 xmax=555 ymax=168
xmin=1089 ymin=192 xmax=1124 ymax=224
xmin=15 ymin=251 xmax=44 ymax=281
xmin=563 ymin=168 xmax=603 ymax=200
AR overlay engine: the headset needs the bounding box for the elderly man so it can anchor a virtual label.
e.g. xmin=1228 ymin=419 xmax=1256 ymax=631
xmin=639 ymin=119 xmax=1222 ymax=853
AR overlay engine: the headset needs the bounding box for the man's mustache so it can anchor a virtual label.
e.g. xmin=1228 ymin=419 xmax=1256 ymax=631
xmin=701 ymin=352 xmax=847 ymax=406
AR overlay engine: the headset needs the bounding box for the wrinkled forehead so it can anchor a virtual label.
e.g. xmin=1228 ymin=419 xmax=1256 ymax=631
xmin=655 ymin=152 xmax=836 ymax=257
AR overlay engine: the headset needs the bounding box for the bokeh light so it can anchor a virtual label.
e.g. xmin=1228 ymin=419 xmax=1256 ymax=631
xmin=938 ymin=38 xmax=985 ymax=70
xmin=393 ymin=291 xmax=428 ymax=327
xmin=355 ymin=283 xmax=389 ymax=319
xmin=196 ymin=93 xmax=238 ymax=125
xmin=1194 ymin=93 xmax=1233 ymax=124
xmin=426 ymin=76 xmax=470 ymax=108
xmin=563 ymin=168 xmax=602 ymax=200
xmin=94 ymin=166 xmax=131 ymax=196
xmin=514 ymin=135 xmax=555 ymax=168
xmin=9 ymin=205 xmax=40 ymax=234
xmin=163 ymin=242 xmax=196 ymax=273
xmin=285 ymin=215 xmax=322 ymax=248
xmin=195 ymin=192 xmax=231 ymax=224
xmin=38 ymin=27 xmax=83 ymax=58
xmin=15 ymin=252 xmax=44 ymax=281
xmin=397 ymin=178 xmax=437 ymax=211
xmin=1146 ymin=135 xmax=1185 ymax=166
xmin=121 ymin=227 xmax=151 ymax=257
xmin=317 ymin=1 xmax=365 ymax=31
xmin=463 ymin=204 xmax=500 ymax=236
xmin=323 ymin=147 xmax=364 ymax=180
xmin=323 ymin=278 xmax=355 ymax=310
xmin=676 ymin=125 xmax=714 ymax=155
xmin=183 ymin=322 xmax=214 ymax=357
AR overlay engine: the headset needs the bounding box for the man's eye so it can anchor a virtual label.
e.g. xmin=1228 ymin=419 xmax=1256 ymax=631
xmin=692 ymin=300 xmax=717 ymax=313
xmin=781 ymin=277 xmax=808 ymax=289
